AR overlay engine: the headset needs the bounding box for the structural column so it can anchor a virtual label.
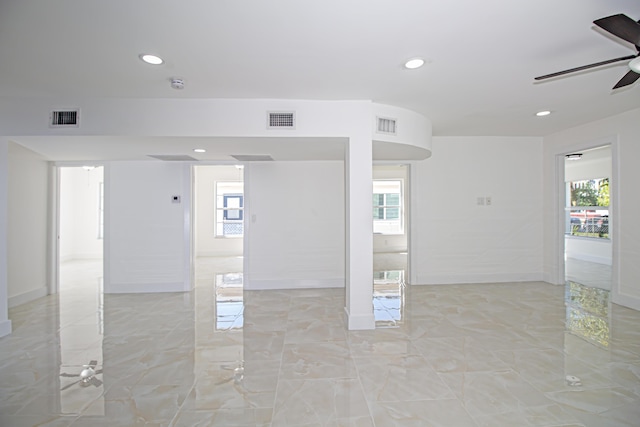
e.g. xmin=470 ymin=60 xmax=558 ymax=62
xmin=344 ymin=134 xmax=375 ymax=330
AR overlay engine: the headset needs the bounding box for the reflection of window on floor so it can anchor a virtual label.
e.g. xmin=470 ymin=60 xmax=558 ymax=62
xmin=373 ymin=270 xmax=405 ymax=327
xmin=565 ymin=178 xmax=609 ymax=239
xmin=373 ymin=180 xmax=403 ymax=235
xmin=216 ymin=181 xmax=244 ymax=237
xmin=215 ymin=272 xmax=244 ymax=330
xmin=565 ymin=281 xmax=610 ymax=348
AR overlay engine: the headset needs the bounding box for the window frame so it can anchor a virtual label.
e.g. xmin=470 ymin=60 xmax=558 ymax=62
xmin=373 ymin=179 xmax=404 ymax=235
xmin=565 ymin=178 xmax=609 ymax=240
xmin=215 ymin=181 xmax=244 ymax=238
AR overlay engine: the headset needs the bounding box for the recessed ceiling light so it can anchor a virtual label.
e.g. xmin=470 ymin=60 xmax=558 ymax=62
xmin=404 ymin=58 xmax=425 ymax=69
xmin=193 ymin=148 xmax=206 ymax=153
xmin=536 ymin=110 xmax=551 ymax=117
xmin=139 ymin=54 xmax=164 ymax=65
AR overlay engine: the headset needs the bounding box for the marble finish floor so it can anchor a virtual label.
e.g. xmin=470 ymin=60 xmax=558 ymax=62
xmin=1 ymin=259 xmax=640 ymax=426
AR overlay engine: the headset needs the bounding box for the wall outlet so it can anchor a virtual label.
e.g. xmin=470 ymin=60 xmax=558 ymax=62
xmin=486 ymin=196 xmax=492 ymax=206
xmin=477 ymin=197 xmax=485 ymax=206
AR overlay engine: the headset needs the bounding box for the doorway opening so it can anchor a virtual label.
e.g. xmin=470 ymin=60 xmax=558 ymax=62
xmin=373 ymin=164 xmax=409 ymax=327
xmin=193 ymin=165 xmax=245 ymax=331
xmin=57 ymin=165 xmax=106 ymax=414
xmin=58 ymin=166 xmax=104 ymax=295
xmin=562 ymin=145 xmax=612 ymax=349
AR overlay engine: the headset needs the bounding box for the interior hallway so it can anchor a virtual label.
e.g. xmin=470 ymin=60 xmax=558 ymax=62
xmin=1 ymin=258 xmax=640 ymax=426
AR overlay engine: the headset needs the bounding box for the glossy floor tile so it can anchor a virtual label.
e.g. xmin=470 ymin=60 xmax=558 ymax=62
xmin=1 ymin=258 xmax=640 ymax=426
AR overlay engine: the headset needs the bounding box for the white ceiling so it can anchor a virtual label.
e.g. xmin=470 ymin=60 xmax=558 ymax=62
xmin=1 ymin=0 xmax=639 ymax=160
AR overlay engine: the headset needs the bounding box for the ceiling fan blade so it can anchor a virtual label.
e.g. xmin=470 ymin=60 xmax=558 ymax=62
xmin=594 ymin=14 xmax=640 ymax=46
xmin=534 ymin=55 xmax=636 ymax=80
xmin=613 ymin=69 xmax=640 ymax=89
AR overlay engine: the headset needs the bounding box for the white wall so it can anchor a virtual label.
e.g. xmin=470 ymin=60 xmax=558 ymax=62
xmin=194 ymin=165 xmax=243 ymax=257
xmin=543 ymin=108 xmax=640 ymax=310
xmin=60 ymin=166 xmax=103 ymax=261
xmin=105 ymin=161 xmax=191 ymax=293
xmin=373 ymin=165 xmax=408 ymax=253
xmin=245 ymin=161 xmax=345 ymax=289
xmin=7 ymin=142 xmax=50 ymax=307
xmin=412 ymin=136 xmax=544 ymax=285
xmin=565 ymin=238 xmax=611 ymax=266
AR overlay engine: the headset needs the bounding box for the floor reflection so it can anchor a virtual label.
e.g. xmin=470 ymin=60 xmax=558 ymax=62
xmin=373 ymin=252 xmax=408 ymax=328
xmin=3 ymin=257 xmax=640 ymax=426
xmin=373 ymin=270 xmax=405 ymax=327
xmin=565 ymin=281 xmax=611 ymax=349
xmin=214 ymin=272 xmax=244 ymax=331
xmin=564 ymin=255 xmax=612 ymax=350
xmin=58 ymin=261 xmax=105 ymax=416
xmin=565 ymin=257 xmax=612 ymax=290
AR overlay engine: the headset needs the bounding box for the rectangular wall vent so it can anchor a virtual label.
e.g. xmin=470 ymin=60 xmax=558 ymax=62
xmin=376 ymin=117 xmax=397 ymax=135
xmin=50 ymin=109 xmax=79 ymax=127
xmin=267 ymin=111 xmax=295 ymax=129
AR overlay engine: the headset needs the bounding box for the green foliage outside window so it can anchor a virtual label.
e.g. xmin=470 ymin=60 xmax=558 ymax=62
xmin=570 ymin=178 xmax=609 ymax=207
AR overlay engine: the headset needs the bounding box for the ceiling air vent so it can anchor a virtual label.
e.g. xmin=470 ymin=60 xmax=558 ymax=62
xmin=50 ymin=109 xmax=79 ymax=127
xmin=376 ymin=117 xmax=397 ymax=135
xmin=231 ymin=154 xmax=274 ymax=162
xmin=267 ymin=111 xmax=295 ymax=129
xmin=148 ymin=154 xmax=198 ymax=161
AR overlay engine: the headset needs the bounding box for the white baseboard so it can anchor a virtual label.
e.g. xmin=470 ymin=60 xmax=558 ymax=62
xmin=9 ymin=286 xmax=48 ymax=308
xmin=0 ymin=319 xmax=12 ymax=337
xmin=543 ymin=272 xmax=563 ymax=285
xmin=415 ymin=272 xmax=544 ymax=285
xmin=344 ymin=307 xmax=375 ymax=330
xmin=104 ymin=282 xmax=188 ymax=294
xmin=613 ymin=291 xmax=640 ymax=311
xmin=244 ymin=278 xmax=344 ymax=291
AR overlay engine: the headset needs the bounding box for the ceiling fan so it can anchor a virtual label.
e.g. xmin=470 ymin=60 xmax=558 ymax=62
xmin=535 ymin=13 xmax=640 ymax=89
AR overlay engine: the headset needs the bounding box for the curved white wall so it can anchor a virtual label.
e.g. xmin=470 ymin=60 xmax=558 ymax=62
xmin=372 ymin=103 xmax=432 ymax=160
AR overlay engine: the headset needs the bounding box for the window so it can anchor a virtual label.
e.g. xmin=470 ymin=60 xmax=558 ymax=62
xmin=216 ymin=182 xmax=244 ymax=237
xmin=373 ymin=180 xmax=403 ymax=235
xmin=565 ymin=178 xmax=609 ymax=239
